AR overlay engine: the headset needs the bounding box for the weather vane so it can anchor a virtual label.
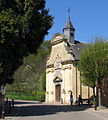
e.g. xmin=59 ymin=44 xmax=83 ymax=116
xmin=68 ymin=8 xmax=71 ymax=19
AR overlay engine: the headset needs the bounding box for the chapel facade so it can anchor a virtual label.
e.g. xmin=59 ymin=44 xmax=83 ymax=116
xmin=45 ymin=17 xmax=93 ymax=104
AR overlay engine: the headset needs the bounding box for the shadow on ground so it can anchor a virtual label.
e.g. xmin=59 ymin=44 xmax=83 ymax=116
xmin=5 ymin=101 xmax=93 ymax=117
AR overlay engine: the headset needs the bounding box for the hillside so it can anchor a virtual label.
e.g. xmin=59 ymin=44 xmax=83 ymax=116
xmin=6 ymin=40 xmax=51 ymax=101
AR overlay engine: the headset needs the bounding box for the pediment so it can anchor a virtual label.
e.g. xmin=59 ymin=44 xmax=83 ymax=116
xmin=46 ymin=33 xmax=75 ymax=67
xmin=53 ymin=76 xmax=62 ymax=83
xmin=51 ymin=33 xmax=67 ymax=45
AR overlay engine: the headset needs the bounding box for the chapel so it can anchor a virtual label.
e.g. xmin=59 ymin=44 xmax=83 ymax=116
xmin=45 ymin=17 xmax=93 ymax=104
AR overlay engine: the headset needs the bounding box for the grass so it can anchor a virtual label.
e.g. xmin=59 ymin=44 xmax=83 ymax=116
xmin=6 ymin=91 xmax=45 ymax=101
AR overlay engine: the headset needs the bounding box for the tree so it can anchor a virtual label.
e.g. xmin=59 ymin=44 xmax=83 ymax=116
xmin=7 ymin=40 xmax=51 ymax=92
xmin=78 ymin=37 xmax=108 ymax=107
xmin=78 ymin=44 xmax=96 ymax=96
xmin=0 ymin=0 xmax=53 ymax=86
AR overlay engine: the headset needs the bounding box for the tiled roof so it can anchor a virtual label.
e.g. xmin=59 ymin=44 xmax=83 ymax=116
xmin=71 ymin=40 xmax=88 ymax=60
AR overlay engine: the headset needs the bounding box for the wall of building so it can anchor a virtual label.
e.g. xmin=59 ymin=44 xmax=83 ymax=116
xmin=46 ymin=34 xmax=93 ymax=104
xmin=46 ymin=63 xmax=93 ymax=104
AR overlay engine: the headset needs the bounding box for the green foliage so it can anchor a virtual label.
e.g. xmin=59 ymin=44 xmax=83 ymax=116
xmin=0 ymin=63 xmax=3 ymax=73
xmin=6 ymin=40 xmax=51 ymax=93
xmin=6 ymin=91 xmax=45 ymax=101
xmin=0 ymin=0 xmax=53 ymax=86
xmin=78 ymin=37 xmax=108 ymax=87
xmin=41 ymin=73 xmax=46 ymax=90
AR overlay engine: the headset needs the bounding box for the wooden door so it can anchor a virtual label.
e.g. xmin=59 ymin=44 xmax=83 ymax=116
xmin=55 ymin=85 xmax=61 ymax=102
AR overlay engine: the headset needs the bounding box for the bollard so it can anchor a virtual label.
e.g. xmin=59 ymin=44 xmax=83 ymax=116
xmin=1 ymin=104 xmax=5 ymax=119
xmin=94 ymin=97 xmax=97 ymax=110
xmin=61 ymin=98 xmax=63 ymax=104
xmin=12 ymin=99 xmax=14 ymax=108
xmin=6 ymin=97 xmax=8 ymax=103
xmin=0 ymin=106 xmax=2 ymax=118
xmin=8 ymin=102 xmax=11 ymax=114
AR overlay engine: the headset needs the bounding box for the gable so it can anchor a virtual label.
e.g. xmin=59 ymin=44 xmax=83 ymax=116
xmin=46 ymin=34 xmax=74 ymax=67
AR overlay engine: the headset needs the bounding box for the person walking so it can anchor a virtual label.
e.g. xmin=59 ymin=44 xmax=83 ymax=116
xmin=78 ymin=95 xmax=82 ymax=107
xmin=70 ymin=92 xmax=73 ymax=106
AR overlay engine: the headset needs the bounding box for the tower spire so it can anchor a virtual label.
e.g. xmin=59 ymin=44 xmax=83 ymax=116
xmin=63 ymin=9 xmax=75 ymax=44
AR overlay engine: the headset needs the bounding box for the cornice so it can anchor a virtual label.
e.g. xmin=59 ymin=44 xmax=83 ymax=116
xmin=46 ymin=60 xmax=78 ymax=69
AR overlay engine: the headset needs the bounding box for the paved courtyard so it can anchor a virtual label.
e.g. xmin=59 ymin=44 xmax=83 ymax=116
xmin=5 ymin=100 xmax=108 ymax=120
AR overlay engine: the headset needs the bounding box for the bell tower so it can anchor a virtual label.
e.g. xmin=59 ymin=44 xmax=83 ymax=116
xmin=63 ymin=10 xmax=75 ymax=44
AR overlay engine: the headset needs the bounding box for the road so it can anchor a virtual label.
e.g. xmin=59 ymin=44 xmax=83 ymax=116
xmin=6 ymin=100 xmax=108 ymax=120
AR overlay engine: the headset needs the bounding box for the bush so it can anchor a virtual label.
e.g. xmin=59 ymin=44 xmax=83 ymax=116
xmin=6 ymin=91 xmax=45 ymax=101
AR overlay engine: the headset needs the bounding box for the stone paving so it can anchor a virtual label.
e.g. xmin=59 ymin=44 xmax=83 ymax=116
xmin=4 ymin=100 xmax=108 ymax=120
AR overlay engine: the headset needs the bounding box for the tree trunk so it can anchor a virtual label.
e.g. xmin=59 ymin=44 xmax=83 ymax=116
xmin=96 ymin=80 xmax=102 ymax=109
xmin=95 ymin=79 xmax=98 ymax=110
xmin=98 ymin=86 xmax=101 ymax=107
xmin=96 ymin=85 xmax=98 ymax=106
xmin=93 ymin=87 xmax=95 ymax=97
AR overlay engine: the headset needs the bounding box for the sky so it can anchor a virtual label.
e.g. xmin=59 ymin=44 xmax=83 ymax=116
xmin=45 ymin=0 xmax=108 ymax=43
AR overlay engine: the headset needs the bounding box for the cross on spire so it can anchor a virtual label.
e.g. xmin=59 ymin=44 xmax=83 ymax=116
xmin=68 ymin=8 xmax=71 ymax=19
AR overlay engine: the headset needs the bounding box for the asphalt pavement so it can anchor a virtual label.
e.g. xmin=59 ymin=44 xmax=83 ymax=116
xmin=4 ymin=100 xmax=108 ymax=120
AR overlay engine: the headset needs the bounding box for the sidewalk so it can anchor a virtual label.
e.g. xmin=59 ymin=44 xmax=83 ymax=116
xmin=87 ymin=105 xmax=108 ymax=112
xmin=4 ymin=101 xmax=108 ymax=120
xmin=85 ymin=107 xmax=108 ymax=120
xmin=4 ymin=100 xmax=41 ymax=120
